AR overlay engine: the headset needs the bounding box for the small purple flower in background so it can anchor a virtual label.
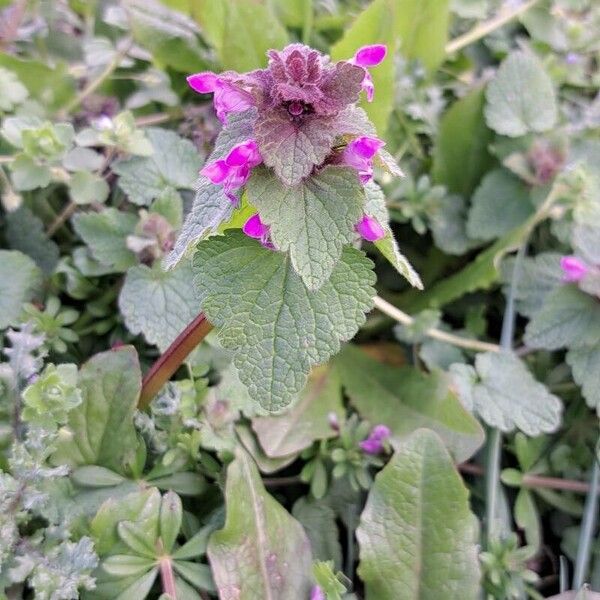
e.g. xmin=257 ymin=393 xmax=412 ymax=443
xmin=355 ymin=215 xmax=385 ymax=242
xmin=201 ymin=139 xmax=262 ymax=202
xmin=349 ymin=44 xmax=387 ymax=102
xmin=560 ymin=256 xmax=589 ymax=283
xmin=359 ymin=424 xmax=391 ymax=454
xmin=328 ymin=411 xmax=340 ymax=432
xmin=341 ymin=135 xmax=385 ymax=183
xmin=310 ymin=585 xmax=326 ymax=600
xmin=565 ymin=52 xmax=582 ymax=66
xmin=187 ymin=72 xmax=254 ymax=122
xmin=242 ymin=213 xmax=273 ymax=248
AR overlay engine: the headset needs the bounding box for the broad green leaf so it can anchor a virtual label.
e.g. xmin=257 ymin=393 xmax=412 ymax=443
xmin=335 ymin=345 xmax=484 ymax=462
xmin=0 ymin=250 xmax=42 ymax=330
xmin=194 ymin=231 xmax=375 ymax=411
xmin=252 ymin=365 xmax=344 ymax=458
xmin=524 ymin=285 xmax=600 ymax=350
xmin=485 ymin=50 xmax=557 ymax=137
xmin=10 ymin=154 xmax=52 ymax=191
xmin=247 ymin=166 xmax=365 ymax=290
xmin=432 ymin=87 xmax=494 ymax=197
xmin=72 ymin=208 xmax=138 ymax=272
xmin=68 ymin=171 xmax=110 ymax=205
xmin=356 ymin=429 xmax=480 ymax=600
xmin=292 ymin=497 xmax=343 ymax=570
xmin=119 ymin=260 xmax=199 ymax=352
xmin=566 ymin=347 xmax=600 ymax=415
xmin=52 ymin=347 xmax=142 ymax=475
xmin=192 ymin=0 xmax=288 ymax=72
xmin=112 ymin=128 xmax=202 ymax=206
xmin=467 ymin=169 xmax=533 ymax=242
xmin=5 ymin=206 xmax=59 ymax=275
xmin=449 ymin=351 xmax=562 ymax=435
xmin=207 ymin=449 xmax=313 ymax=599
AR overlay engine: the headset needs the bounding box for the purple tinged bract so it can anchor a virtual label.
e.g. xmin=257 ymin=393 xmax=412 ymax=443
xmin=341 ymin=135 xmax=385 ymax=183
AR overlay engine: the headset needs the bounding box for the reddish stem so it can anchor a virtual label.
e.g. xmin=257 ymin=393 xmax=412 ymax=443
xmin=139 ymin=312 xmax=214 ymax=409
xmin=159 ymin=556 xmax=177 ymax=599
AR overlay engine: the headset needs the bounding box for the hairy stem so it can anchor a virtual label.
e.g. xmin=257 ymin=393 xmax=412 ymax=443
xmin=445 ymin=0 xmax=541 ymax=55
xmin=139 ymin=313 xmax=214 ymax=409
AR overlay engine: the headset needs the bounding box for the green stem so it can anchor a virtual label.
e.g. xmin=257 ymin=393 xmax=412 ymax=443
xmin=573 ymin=457 xmax=600 ymax=589
xmin=485 ymin=428 xmax=502 ymax=545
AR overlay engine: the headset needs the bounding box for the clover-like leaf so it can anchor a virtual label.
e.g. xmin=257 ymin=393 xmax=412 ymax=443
xmin=119 ymin=260 xmax=199 ymax=351
xmin=356 ymin=429 xmax=480 ymax=600
xmin=207 ymin=448 xmax=313 ymax=599
xmin=193 ymin=231 xmax=375 ymax=411
xmin=247 ymin=166 xmax=365 ymax=290
xmin=485 ymin=50 xmax=557 ymax=137
xmin=449 ymin=351 xmax=562 ymax=435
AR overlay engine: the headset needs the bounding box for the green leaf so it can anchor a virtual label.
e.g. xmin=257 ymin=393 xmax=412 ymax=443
xmin=5 ymin=206 xmax=59 ymax=275
xmin=112 ymin=128 xmax=202 ymax=206
xmin=252 ymin=365 xmax=344 ymax=458
xmin=101 ymin=555 xmax=155 ymax=579
xmin=118 ymin=521 xmax=157 ymax=558
xmin=335 ymin=345 xmax=484 ymax=462
xmin=0 ymin=66 xmax=28 ymax=111
xmin=0 ymin=250 xmax=42 ymax=329
xmin=192 ymin=0 xmax=288 ymax=72
xmin=10 ymin=154 xmax=52 ymax=191
xmin=159 ymin=491 xmax=182 ymax=554
xmin=71 ymin=466 xmax=127 ymax=488
xmin=119 ymin=260 xmax=199 ymax=352
xmin=72 ymin=208 xmax=138 ymax=272
xmin=247 ymin=166 xmax=366 ymax=290
xmin=524 ymin=285 xmax=600 ymax=350
xmin=449 ymin=351 xmax=562 ymax=435
xmin=52 ymin=346 xmax=142 ymax=475
xmin=172 ymin=526 xmax=212 ymax=560
xmin=467 ymin=169 xmax=533 ymax=242
xmin=68 ymin=171 xmax=110 ymax=205
xmin=485 ymin=50 xmax=558 ymax=137
xmin=292 ymin=497 xmax=343 ymax=569
xmin=566 ymin=346 xmax=600 ymax=415
xmin=194 ymin=231 xmax=375 ymax=411
xmin=207 ymin=449 xmax=313 ymax=598
xmin=432 ymin=87 xmax=494 ymax=197
xmin=236 ymin=424 xmax=298 ymax=474
xmin=172 ymin=561 xmax=214 ymax=591
xmin=356 ymin=429 xmax=480 ymax=600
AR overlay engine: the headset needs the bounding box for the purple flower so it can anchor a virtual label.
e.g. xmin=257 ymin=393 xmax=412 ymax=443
xmin=565 ymin=52 xmax=582 ymax=66
xmin=200 ymin=139 xmax=262 ymax=202
xmin=242 ymin=212 xmax=273 ymax=248
xmin=350 ymin=44 xmax=387 ymax=102
xmin=359 ymin=424 xmax=391 ymax=455
xmin=355 ymin=215 xmax=385 ymax=242
xmin=341 ymin=135 xmax=385 ymax=183
xmin=310 ymin=586 xmax=326 ymax=600
xmin=187 ymin=72 xmax=255 ymax=122
xmin=561 ymin=256 xmax=589 ymax=282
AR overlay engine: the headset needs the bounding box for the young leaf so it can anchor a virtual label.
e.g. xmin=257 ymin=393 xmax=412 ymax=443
xmin=356 ymin=429 xmax=480 ymax=600
xmin=119 ymin=260 xmax=200 ymax=352
xmin=247 ymin=166 xmax=366 ymax=290
xmin=159 ymin=491 xmax=183 ymax=554
xmin=52 ymin=346 xmax=142 ymax=475
xmin=485 ymin=50 xmax=558 ymax=137
xmin=449 ymin=351 xmax=562 ymax=435
xmin=252 ymin=364 xmax=344 ymax=458
xmin=335 ymin=344 xmax=484 ymax=462
xmin=193 ymin=231 xmax=375 ymax=411
xmin=0 ymin=250 xmax=42 ymax=329
xmin=207 ymin=449 xmax=313 ymax=598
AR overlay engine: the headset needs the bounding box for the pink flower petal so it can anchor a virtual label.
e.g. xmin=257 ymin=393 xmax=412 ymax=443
xmin=213 ymin=81 xmax=255 ymax=122
xmin=353 ymin=44 xmax=387 ymax=67
xmin=200 ymin=159 xmax=230 ymax=184
xmin=348 ymin=136 xmax=385 ymax=160
xmin=361 ymin=71 xmax=375 ymax=102
xmin=371 ymin=424 xmax=391 ymax=440
xmin=226 ymin=140 xmax=261 ymax=167
xmin=356 ymin=215 xmax=385 ymax=242
xmin=560 ymin=256 xmax=589 ymax=282
xmin=310 ymin=586 xmax=326 ymax=600
xmin=242 ymin=213 xmax=269 ymax=239
xmin=186 ymin=72 xmax=219 ymax=94
xmin=360 ymin=438 xmax=384 ymax=454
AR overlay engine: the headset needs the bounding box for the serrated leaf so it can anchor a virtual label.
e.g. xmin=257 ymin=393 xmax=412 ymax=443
xmin=207 ymin=449 xmax=313 ymax=599
xmin=566 ymin=346 xmax=600 ymax=415
xmin=485 ymin=50 xmax=557 ymax=137
xmin=72 ymin=208 xmax=138 ymax=272
xmin=467 ymin=169 xmax=534 ymax=242
xmin=524 ymin=285 xmax=600 ymax=350
xmin=252 ymin=365 xmax=344 ymax=458
xmin=356 ymin=429 xmax=480 ymax=600
xmin=335 ymin=345 xmax=484 ymax=462
xmin=10 ymin=154 xmax=52 ymax=191
xmin=68 ymin=170 xmax=110 ymax=205
xmin=5 ymin=206 xmax=59 ymax=275
xmin=119 ymin=260 xmax=199 ymax=352
xmin=247 ymin=166 xmax=365 ymax=290
xmin=52 ymin=347 xmax=142 ymax=474
xmin=449 ymin=351 xmax=562 ymax=435
xmin=112 ymin=128 xmax=202 ymax=206
xmin=0 ymin=250 xmax=42 ymax=329
xmin=194 ymin=231 xmax=375 ymax=411
xmin=432 ymin=87 xmax=494 ymax=197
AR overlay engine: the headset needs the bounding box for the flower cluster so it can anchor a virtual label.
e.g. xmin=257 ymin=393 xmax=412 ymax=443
xmin=188 ymin=43 xmax=392 ymax=249
xmin=359 ymin=424 xmax=391 ymax=455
